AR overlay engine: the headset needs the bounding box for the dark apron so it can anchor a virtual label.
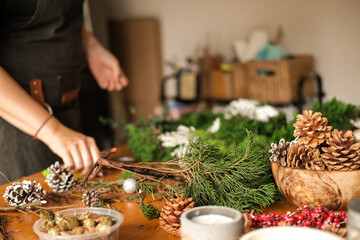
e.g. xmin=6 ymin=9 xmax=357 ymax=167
xmin=0 ymin=0 xmax=87 ymax=184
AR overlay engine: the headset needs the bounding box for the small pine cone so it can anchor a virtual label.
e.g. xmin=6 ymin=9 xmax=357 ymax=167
xmin=277 ymin=221 xmax=292 ymax=226
xmin=269 ymin=139 xmax=289 ymax=166
xmin=82 ymin=190 xmax=101 ymax=207
xmin=293 ymin=110 xmax=332 ymax=148
xmin=322 ymin=223 xmax=347 ymax=238
xmin=321 ymin=130 xmax=360 ymax=171
xmin=242 ymin=214 xmax=252 ymax=232
xmin=287 ymin=144 xmax=325 ymax=170
xmin=2 ymin=180 xmax=46 ymax=206
xmin=46 ymin=161 xmax=77 ymax=192
xmin=159 ymin=194 xmax=195 ymax=237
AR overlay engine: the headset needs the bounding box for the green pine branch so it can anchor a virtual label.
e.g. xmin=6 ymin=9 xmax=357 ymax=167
xmin=182 ymin=130 xmax=282 ymax=212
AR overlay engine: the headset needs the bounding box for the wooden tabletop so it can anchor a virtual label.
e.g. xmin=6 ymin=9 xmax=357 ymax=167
xmin=0 ymin=146 xmax=297 ymax=240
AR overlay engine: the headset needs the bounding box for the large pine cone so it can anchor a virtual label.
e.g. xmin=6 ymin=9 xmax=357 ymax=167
xmin=321 ymin=130 xmax=360 ymax=170
xmin=293 ymin=110 xmax=332 ymax=148
xmin=269 ymin=139 xmax=289 ymax=166
xmin=2 ymin=180 xmax=46 ymax=206
xmin=287 ymin=144 xmax=326 ymax=170
xmin=45 ymin=161 xmax=77 ymax=192
xmin=82 ymin=190 xmax=101 ymax=207
xmin=159 ymin=194 xmax=195 ymax=237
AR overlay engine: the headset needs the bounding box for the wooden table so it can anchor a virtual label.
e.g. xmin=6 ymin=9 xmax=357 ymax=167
xmin=0 ymin=147 xmax=298 ymax=239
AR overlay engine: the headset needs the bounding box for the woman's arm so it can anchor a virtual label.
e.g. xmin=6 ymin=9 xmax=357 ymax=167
xmin=82 ymin=27 xmax=128 ymax=91
xmin=0 ymin=67 xmax=99 ymax=175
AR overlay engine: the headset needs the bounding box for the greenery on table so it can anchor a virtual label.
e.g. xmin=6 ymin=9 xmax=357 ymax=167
xmin=312 ymin=97 xmax=359 ymax=131
xmin=100 ymin=97 xmax=360 ymax=164
xmin=99 ymin=97 xmax=359 ymax=216
xmin=125 ymin=123 xmax=172 ymax=162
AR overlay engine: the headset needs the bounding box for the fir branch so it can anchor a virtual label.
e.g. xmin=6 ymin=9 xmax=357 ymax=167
xmin=137 ymin=181 xmax=156 ymax=199
xmin=139 ymin=201 xmax=160 ymax=220
xmin=183 ymin=131 xmax=281 ymax=212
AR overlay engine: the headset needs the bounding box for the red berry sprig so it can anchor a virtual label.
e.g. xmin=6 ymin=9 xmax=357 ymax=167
xmin=247 ymin=204 xmax=347 ymax=230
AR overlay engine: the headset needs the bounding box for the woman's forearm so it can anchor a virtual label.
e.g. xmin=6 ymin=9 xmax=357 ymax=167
xmin=0 ymin=67 xmax=99 ymax=174
xmin=0 ymin=66 xmax=59 ymax=139
xmin=82 ymin=27 xmax=128 ymax=91
xmin=82 ymin=27 xmax=102 ymax=59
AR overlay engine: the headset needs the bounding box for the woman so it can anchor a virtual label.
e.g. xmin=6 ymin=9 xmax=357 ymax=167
xmin=0 ymin=0 xmax=128 ymax=184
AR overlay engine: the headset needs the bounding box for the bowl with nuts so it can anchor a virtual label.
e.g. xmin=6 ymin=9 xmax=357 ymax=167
xmin=33 ymin=207 xmax=123 ymax=240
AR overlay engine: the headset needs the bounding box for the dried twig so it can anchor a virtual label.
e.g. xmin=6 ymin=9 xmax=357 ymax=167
xmin=0 ymin=201 xmax=46 ymax=212
xmin=96 ymin=158 xmax=184 ymax=181
xmin=47 ymin=148 xmax=185 ymax=202
xmin=71 ymin=148 xmax=118 ymax=194
xmin=36 ymin=204 xmax=80 ymax=210
xmin=0 ymin=201 xmax=80 ymax=215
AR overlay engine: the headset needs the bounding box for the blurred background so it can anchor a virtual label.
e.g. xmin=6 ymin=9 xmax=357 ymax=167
xmin=81 ymin=0 xmax=360 ymax=148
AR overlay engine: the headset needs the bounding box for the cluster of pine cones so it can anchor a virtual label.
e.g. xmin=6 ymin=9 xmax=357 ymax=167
xmin=269 ymin=110 xmax=360 ymax=171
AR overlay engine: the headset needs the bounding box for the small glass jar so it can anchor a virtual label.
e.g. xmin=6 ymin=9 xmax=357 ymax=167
xmin=348 ymin=198 xmax=360 ymax=240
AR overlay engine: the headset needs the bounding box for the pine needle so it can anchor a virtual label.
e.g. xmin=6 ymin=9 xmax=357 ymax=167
xmin=0 ymin=171 xmax=10 ymax=183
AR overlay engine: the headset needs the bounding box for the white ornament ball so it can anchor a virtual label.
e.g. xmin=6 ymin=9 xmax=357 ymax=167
xmin=123 ymin=178 xmax=137 ymax=194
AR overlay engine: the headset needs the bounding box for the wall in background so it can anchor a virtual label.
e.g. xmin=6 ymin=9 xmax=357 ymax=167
xmin=103 ymin=0 xmax=360 ymax=105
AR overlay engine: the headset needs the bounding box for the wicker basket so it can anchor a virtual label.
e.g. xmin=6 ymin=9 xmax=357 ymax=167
xmin=246 ymin=55 xmax=314 ymax=104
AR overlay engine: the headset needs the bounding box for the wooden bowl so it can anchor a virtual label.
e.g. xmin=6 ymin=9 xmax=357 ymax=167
xmin=271 ymin=161 xmax=360 ymax=210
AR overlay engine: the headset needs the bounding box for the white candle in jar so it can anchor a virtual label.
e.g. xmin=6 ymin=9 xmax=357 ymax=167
xmin=191 ymin=214 xmax=234 ymax=225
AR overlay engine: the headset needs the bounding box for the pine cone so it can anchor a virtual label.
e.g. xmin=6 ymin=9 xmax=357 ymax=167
xmin=269 ymin=139 xmax=289 ymax=166
xmin=322 ymin=223 xmax=347 ymax=238
xmin=293 ymin=110 xmax=332 ymax=148
xmin=287 ymin=144 xmax=326 ymax=170
xmin=45 ymin=161 xmax=77 ymax=192
xmin=2 ymin=180 xmax=46 ymax=207
xmin=159 ymin=194 xmax=195 ymax=237
xmin=321 ymin=130 xmax=360 ymax=171
xmin=277 ymin=221 xmax=292 ymax=226
xmin=82 ymin=190 xmax=101 ymax=207
xmin=242 ymin=213 xmax=252 ymax=232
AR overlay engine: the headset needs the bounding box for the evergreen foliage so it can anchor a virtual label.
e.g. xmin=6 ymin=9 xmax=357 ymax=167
xmin=140 ymin=201 xmax=160 ymax=220
xmin=104 ymin=98 xmax=358 ymax=163
xmin=312 ymin=98 xmax=359 ymax=131
xmin=162 ymin=110 xmax=220 ymax=131
xmin=125 ymin=124 xmax=168 ymax=162
xmin=182 ymin=131 xmax=282 ymax=212
xmin=137 ymin=181 xmax=156 ymax=196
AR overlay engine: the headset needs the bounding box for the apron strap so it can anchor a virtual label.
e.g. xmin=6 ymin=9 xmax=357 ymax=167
xmin=30 ymin=78 xmax=45 ymax=106
xmin=30 ymin=78 xmax=53 ymax=114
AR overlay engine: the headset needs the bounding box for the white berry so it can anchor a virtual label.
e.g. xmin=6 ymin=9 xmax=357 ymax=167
xmin=123 ymin=178 xmax=137 ymax=193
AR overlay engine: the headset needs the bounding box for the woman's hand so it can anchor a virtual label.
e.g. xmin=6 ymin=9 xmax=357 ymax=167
xmin=83 ymin=28 xmax=128 ymax=91
xmin=38 ymin=120 xmax=99 ymax=175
